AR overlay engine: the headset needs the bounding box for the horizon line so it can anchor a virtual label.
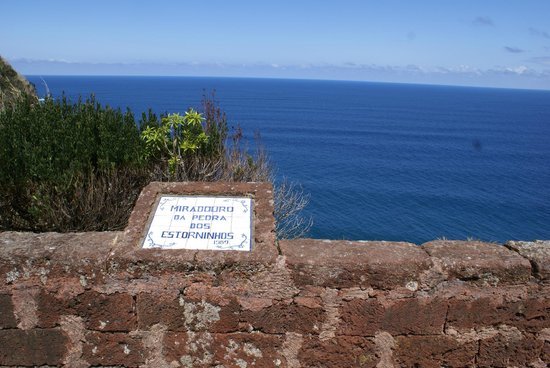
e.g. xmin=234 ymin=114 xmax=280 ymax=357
xmin=24 ymin=73 xmax=550 ymax=93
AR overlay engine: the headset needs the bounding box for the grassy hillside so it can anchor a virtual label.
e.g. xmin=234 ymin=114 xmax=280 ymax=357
xmin=0 ymin=56 xmax=37 ymax=110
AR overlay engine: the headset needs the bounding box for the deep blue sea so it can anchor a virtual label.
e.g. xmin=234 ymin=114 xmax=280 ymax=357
xmin=26 ymin=76 xmax=550 ymax=243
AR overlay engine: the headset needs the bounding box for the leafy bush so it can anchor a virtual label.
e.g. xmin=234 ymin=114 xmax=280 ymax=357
xmin=142 ymin=110 xmax=213 ymax=178
xmin=0 ymin=93 xmax=311 ymax=238
xmin=139 ymin=100 xmax=310 ymax=238
xmin=141 ymin=96 xmax=270 ymax=183
xmin=0 ymin=95 xmax=147 ymax=231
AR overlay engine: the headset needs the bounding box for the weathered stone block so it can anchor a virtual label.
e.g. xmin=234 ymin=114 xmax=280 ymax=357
xmin=338 ymin=298 xmax=384 ymax=336
xmin=212 ymin=332 xmax=285 ymax=367
xmin=137 ymin=293 xmax=186 ymax=331
xmin=298 ymin=335 xmax=377 ymax=368
xmin=0 ymin=231 xmax=116 ymax=281
xmin=241 ymin=302 xmax=325 ymax=334
xmin=137 ymin=292 xmax=236 ymax=332
xmin=163 ymin=331 xmax=189 ymax=364
xmin=506 ymin=240 xmax=550 ymax=281
xmin=447 ymin=297 xmax=508 ymax=330
xmin=339 ymin=297 xmax=447 ymax=336
xmin=164 ymin=331 xmax=285 ymax=367
xmin=394 ymin=336 xmax=477 ymax=367
xmin=38 ymin=290 xmax=136 ymax=331
xmin=0 ymin=329 xmax=67 ymax=366
xmin=423 ymin=240 xmax=531 ymax=284
xmin=280 ymin=239 xmax=430 ymax=289
xmin=210 ymin=299 xmax=241 ymax=333
xmin=381 ymin=297 xmax=448 ymax=335
xmin=0 ymin=294 xmax=16 ymax=329
xmin=36 ymin=290 xmax=67 ymax=328
xmin=82 ymin=331 xmax=145 ymax=367
xmin=447 ymin=297 xmax=550 ymax=333
xmin=73 ymin=291 xmax=136 ymax=332
xmin=515 ymin=298 xmax=550 ymax=332
xmin=477 ymin=334 xmax=544 ymax=367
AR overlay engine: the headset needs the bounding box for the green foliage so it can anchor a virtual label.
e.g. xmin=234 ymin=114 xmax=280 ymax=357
xmin=0 ymin=92 xmax=311 ymax=238
xmin=1 ymin=94 xmax=144 ymax=181
xmin=141 ymin=109 xmax=210 ymax=178
xmin=0 ymin=95 xmax=147 ymax=231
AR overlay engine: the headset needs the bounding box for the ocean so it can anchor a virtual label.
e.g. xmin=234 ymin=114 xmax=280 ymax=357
xmin=26 ymin=76 xmax=550 ymax=244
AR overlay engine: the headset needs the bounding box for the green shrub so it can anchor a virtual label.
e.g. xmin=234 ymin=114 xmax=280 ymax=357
xmin=1 ymin=94 xmax=144 ymax=180
xmin=141 ymin=95 xmax=271 ymax=184
xmin=0 ymin=95 xmax=147 ymax=231
xmin=142 ymin=110 xmax=210 ymax=178
xmin=0 ymin=93 xmax=311 ymax=238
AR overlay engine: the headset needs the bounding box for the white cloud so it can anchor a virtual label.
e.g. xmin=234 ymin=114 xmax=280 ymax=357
xmin=9 ymin=57 xmax=550 ymax=90
xmin=505 ymin=65 xmax=529 ymax=75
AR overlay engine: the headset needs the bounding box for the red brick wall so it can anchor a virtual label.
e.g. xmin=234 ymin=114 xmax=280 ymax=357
xmin=0 ymin=182 xmax=548 ymax=367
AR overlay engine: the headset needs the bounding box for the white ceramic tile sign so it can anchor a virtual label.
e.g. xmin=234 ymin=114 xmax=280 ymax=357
xmin=142 ymin=195 xmax=253 ymax=251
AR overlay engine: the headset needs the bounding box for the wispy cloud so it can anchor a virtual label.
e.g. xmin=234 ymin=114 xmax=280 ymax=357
xmin=503 ymin=46 xmax=525 ymax=53
xmin=529 ymin=27 xmax=550 ymax=39
xmin=472 ymin=16 xmax=494 ymax=27
xmin=527 ymin=56 xmax=550 ymax=66
xmin=10 ymin=57 xmax=549 ymax=77
xmin=498 ymin=65 xmax=530 ymax=75
xmin=9 ymin=58 xmax=550 ymax=90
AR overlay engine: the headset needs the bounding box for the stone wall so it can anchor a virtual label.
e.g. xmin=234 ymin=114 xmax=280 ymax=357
xmin=0 ymin=182 xmax=548 ymax=367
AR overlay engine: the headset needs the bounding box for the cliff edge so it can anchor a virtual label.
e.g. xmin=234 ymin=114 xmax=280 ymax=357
xmin=0 ymin=56 xmax=37 ymax=111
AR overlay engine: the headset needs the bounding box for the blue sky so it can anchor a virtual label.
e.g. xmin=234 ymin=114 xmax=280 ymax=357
xmin=2 ymin=0 xmax=550 ymax=89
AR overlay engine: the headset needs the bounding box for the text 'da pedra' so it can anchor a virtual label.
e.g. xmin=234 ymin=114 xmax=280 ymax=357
xmin=143 ymin=195 xmax=253 ymax=251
